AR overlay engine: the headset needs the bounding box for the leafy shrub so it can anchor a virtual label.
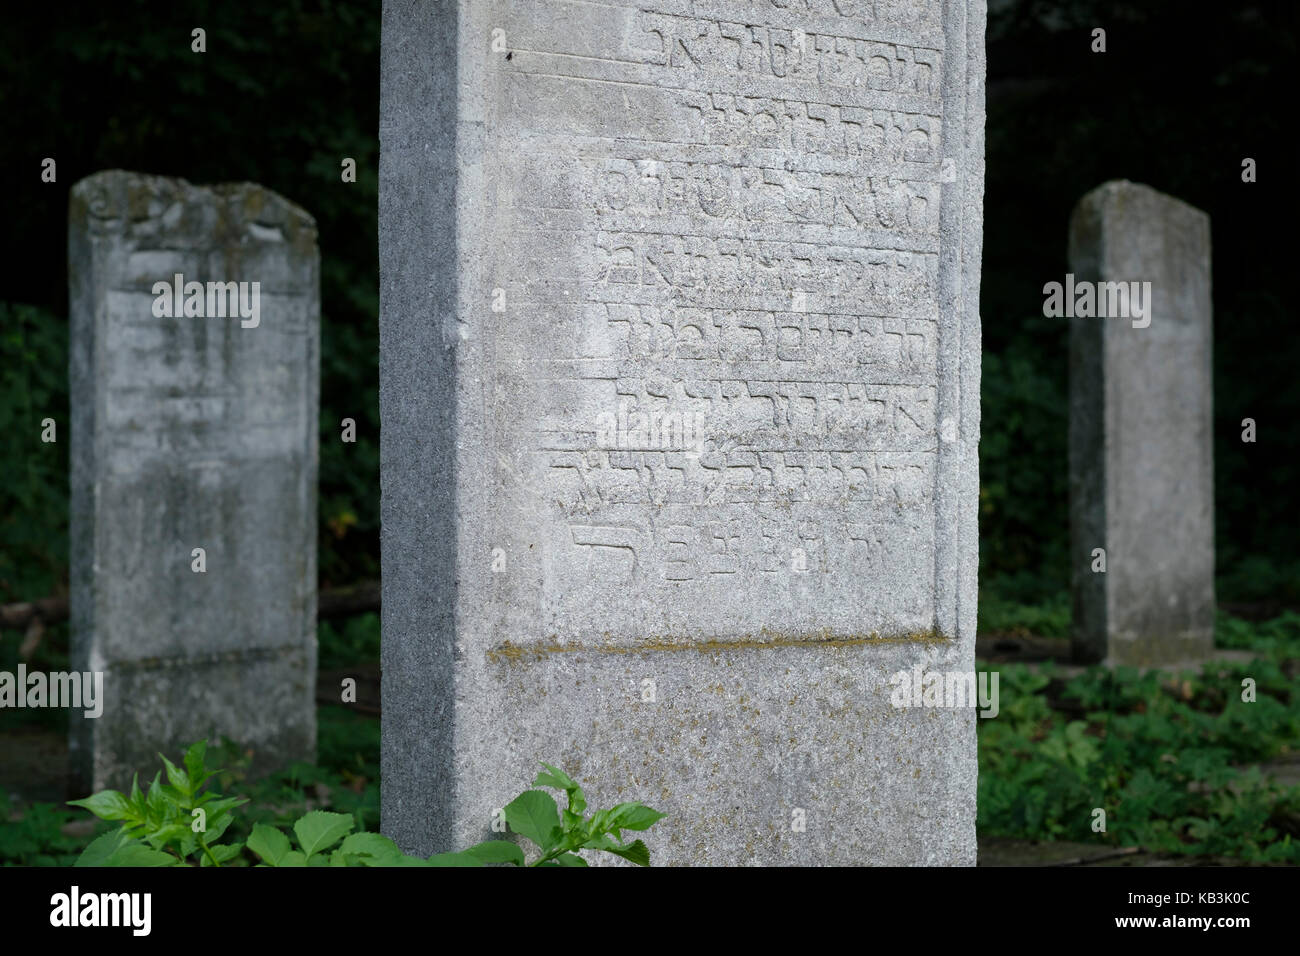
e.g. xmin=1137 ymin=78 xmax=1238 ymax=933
xmin=69 ymin=741 xmax=665 ymax=867
xmin=977 ymin=613 xmax=1300 ymax=861
xmin=0 ymin=793 xmax=87 ymax=866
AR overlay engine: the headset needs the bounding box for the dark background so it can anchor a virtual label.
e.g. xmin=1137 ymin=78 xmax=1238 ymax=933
xmin=0 ymin=0 xmax=1295 ymax=617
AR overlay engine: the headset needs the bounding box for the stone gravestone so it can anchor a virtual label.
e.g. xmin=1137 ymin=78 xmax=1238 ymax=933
xmin=68 ymin=170 xmax=319 ymax=793
xmin=1068 ymin=180 xmax=1215 ymax=666
xmin=381 ymin=1 xmax=985 ymax=864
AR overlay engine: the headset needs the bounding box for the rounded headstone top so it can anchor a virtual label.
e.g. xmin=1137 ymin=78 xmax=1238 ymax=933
xmin=69 ymin=170 xmax=317 ymax=253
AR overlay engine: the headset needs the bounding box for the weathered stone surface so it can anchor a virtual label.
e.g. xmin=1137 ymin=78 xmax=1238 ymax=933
xmin=68 ymin=170 xmax=319 ymax=792
xmin=381 ymin=0 xmax=985 ymax=864
xmin=1069 ymin=180 xmax=1215 ymax=667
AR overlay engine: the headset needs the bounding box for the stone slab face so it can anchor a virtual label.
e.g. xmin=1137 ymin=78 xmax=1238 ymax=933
xmin=68 ymin=170 xmax=319 ymax=793
xmin=381 ymin=0 xmax=985 ymax=864
xmin=1068 ymin=180 xmax=1214 ymax=667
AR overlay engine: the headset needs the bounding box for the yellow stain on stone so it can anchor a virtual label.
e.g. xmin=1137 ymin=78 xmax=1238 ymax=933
xmin=486 ymin=627 xmax=949 ymax=664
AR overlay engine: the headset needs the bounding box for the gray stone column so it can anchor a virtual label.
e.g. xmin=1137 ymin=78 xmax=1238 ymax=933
xmin=68 ymin=171 xmax=319 ymax=792
xmin=381 ymin=0 xmax=986 ymax=864
xmin=1068 ymin=180 xmax=1215 ymax=667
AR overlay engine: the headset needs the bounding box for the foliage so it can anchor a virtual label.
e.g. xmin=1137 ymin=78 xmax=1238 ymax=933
xmin=498 ymin=763 xmax=667 ymax=867
xmin=978 ymin=613 xmax=1300 ymax=861
xmin=0 ymin=304 xmax=68 ymax=606
xmin=0 ymin=792 xmax=87 ymax=866
xmin=67 ymin=742 xmax=665 ymax=867
xmin=1215 ymin=610 xmax=1300 ymax=659
xmin=69 ymin=741 xmax=249 ymax=867
xmin=1 ymin=623 xmax=383 ymax=865
xmin=318 ymin=612 xmax=380 ymax=671
xmin=978 ymin=583 xmax=1070 ymax=639
xmin=978 ymin=333 xmax=1069 ymax=590
xmin=1 ymin=0 xmax=1298 ymax=870
xmin=8 ymin=610 xmax=1300 ymax=866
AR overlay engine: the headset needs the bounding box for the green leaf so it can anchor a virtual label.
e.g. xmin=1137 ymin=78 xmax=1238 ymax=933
xmin=159 ymin=752 xmax=190 ymax=797
xmin=604 ymin=803 xmax=667 ymax=833
xmin=197 ymin=796 xmax=247 ymax=817
xmin=552 ymin=852 xmax=589 ymax=866
xmin=183 ymin=740 xmax=210 ymax=788
xmin=277 ymin=851 xmax=309 ymax=867
xmin=337 ymin=832 xmax=404 ymax=866
xmin=104 ymin=843 xmax=178 ymax=867
xmin=462 ymin=839 xmax=526 ymax=866
xmin=533 ymin=763 xmax=577 ymax=791
xmin=127 ymin=775 xmax=146 ymax=818
xmin=144 ymin=824 xmax=190 ymax=848
xmin=586 ymin=809 xmax=612 ymax=836
xmin=200 ymin=811 xmax=236 ymax=845
xmin=74 ymin=829 xmax=134 ymax=866
xmin=427 ymin=850 xmax=483 ymax=867
xmin=534 ymin=763 xmax=587 ymax=815
xmin=504 ymin=790 xmax=562 ymax=851
xmin=604 ymin=838 xmax=650 ymax=866
xmin=293 ymin=811 xmax=354 ymax=858
xmin=580 ymin=832 xmax=650 ymax=864
xmin=535 ymin=764 xmax=587 ymax=816
xmin=68 ymin=790 xmax=133 ymax=822
xmin=144 ymin=773 xmax=167 ymax=821
xmin=201 ymin=843 xmax=243 ymax=866
xmin=247 ymin=823 xmax=293 ymax=866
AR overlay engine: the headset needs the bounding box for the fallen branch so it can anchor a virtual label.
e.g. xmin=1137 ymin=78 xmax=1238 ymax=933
xmin=1048 ymin=846 xmax=1144 ymax=867
xmin=18 ymin=616 xmax=45 ymax=659
xmin=316 ymin=695 xmax=382 ymax=717
xmin=318 ymin=580 xmax=381 ymax=619
xmin=0 ymin=595 xmax=67 ymax=632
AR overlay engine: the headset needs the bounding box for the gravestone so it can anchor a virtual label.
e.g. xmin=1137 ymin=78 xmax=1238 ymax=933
xmin=68 ymin=170 xmax=319 ymax=793
xmin=1068 ymin=180 xmax=1215 ymax=666
xmin=381 ymin=0 xmax=985 ymax=864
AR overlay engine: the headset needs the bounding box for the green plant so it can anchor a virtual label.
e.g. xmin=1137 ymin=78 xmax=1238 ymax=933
xmin=976 ymin=611 xmax=1300 ymax=862
xmin=69 ymin=742 xmax=665 ymax=867
xmin=0 ymin=792 xmax=90 ymax=866
xmin=497 ymin=763 xmax=666 ymax=867
xmin=69 ymin=741 xmax=249 ymax=867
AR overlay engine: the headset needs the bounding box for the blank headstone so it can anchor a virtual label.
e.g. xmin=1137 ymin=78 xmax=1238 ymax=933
xmin=1068 ymin=180 xmax=1215 ymax=667
xmin=68 ymin=170 xmax=319 ymax=793
xmin=381 ymin=1 xmax=985 ymax=864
